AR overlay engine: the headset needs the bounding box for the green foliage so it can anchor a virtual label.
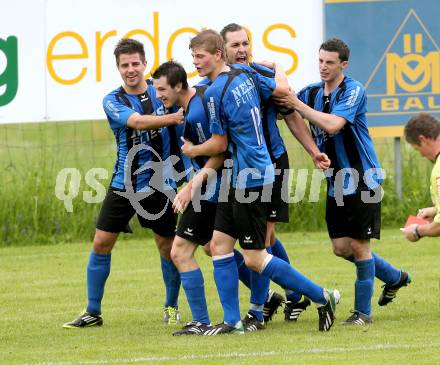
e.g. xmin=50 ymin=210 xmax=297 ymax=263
xmin=1 ymin=231 xmax=439 ymax=364
xmin=0 ymin=121 xmax=433 ymax=246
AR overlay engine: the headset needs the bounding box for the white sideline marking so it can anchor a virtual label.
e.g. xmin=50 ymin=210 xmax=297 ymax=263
xmin=27 ymin=343 xmax=440 ymax=365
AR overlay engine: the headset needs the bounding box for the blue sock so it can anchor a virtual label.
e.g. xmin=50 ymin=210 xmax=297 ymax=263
xmin=249 ymin=270 xmax=269 ymax=322
xmin=354 ymin=258 xmax=375 ymax=316
xmin=180 ymin=269 xmax=210 ymax=324
xmin=271 ymin=238 xmax=290 ymax=263
xmin=234 ymin=249 xmax=251 ymax=289
xmin=87 ymin=252 xmax=111 ymax=315
xmin=345 ymin=253 xmax=400 ymax=285
xmin=286 ymin=291 xmax=302 ymax=303
xmin=372 ymin=252 xmax=401 ymax=285
xmin=160 ymin=256 xmax=181 ymax=308
xmin=261 ymin=255 xmax=326 ymax=304
xmin=213 ymin=254 xmax=241 ymax=326
xmin=271 ymin=239 xmax=303 ymax=302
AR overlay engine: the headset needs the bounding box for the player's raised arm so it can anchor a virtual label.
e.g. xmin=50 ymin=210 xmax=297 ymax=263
xmin=275 ymin=90 xmax=347 ymax=135
xmin=127 ymin=108 xmax=184 ymax=130
xmin=181 ymin=134 xmax=228 ymax=159
xmin=283 ymin=110 xmax=330 ymax=170
xmin=252 ymin=60 xmax=290 ymax=98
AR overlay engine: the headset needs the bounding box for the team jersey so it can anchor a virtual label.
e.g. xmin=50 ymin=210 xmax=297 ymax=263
xmin=183 ymin=84 xmax=222 ymax=202
xmin=166 ymin=105 xmax=192 ymax=186
xmin=249 ymin=62 xmax=287 ymax=161
xmin=431 ymin=154 xmax=440 ymax=224
xmin=206 ymin=63 xmax=275 ymax=189
xmin=298 ymin=76 xmax=382 ymax=197
xmin=102 ymin=81 xmax=176 ymax=193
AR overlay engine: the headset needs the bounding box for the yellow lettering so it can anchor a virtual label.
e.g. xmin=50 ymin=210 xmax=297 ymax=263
xmin=262 ymin=24 xmax=298 ymax=75
xmin=415 ymin=33 xmax=423 ymax=53
xmin=95 ymin=30 xmax=117 ymax=82
xmin=47 ymin=31 xmax=88 ymax=85
xmin=404 ymin=97 xmax=424 ymax=110
xmin=431 ymin=52 xmax=440 ymax=93
xmin=167 ymin=27 xmax=198 ymax=78
xmin=403 ymin=34 xmax=411 ymax=54
xmin=428 ymin=96 xmax=440 ymax=109
xmin=124 ymin=12 xmax=159 ymax=77
xmin=381 ymin=98 xmax=399 ymax=111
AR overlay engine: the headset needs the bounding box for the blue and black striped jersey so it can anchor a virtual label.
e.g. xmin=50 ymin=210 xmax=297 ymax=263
xmin=298 ymin=76 xmax=383 ymax=197
xmin=102 ymin=82 xmax=176 ymax=193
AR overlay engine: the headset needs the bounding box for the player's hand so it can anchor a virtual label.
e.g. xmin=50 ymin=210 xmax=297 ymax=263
xmin=169 ymin=108 xmax=184 ymax=125
xmin=313 ymin=152 xmax=331 ymax=170
xmin=253 ymin=60 xmax=275 ymax=69
xmin=181 ymin=136 xmax=198 ymax=158
xmin=417 ymin=207 xmax=436 ymax=220
xmin=401 ymin=224 xmax=419 ymax=242
xmin=273 ymin=89 xmax=298 ymax=110
xmin=173 ymin=184 xmax=191 ymax=214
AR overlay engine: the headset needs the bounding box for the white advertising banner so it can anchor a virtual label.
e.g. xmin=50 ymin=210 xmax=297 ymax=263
xmin=0 ymin=0 xmax=323 ymax=124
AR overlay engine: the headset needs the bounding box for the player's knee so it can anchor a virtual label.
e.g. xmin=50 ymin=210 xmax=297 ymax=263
xmin=92 ymin=230 xmax=117 ymax=253
xmin=332 ymin=246 xmax=350 ymax=258
xmin=349 ymin=240 xmax=370 ymax=255
xmin=170 ymin=245 xmax=183 ymax=266
xmin=158 ymin=247 xmax=172 ymax=260
xmin=155 ymin=236 xmax=173 ymax=259
xmin=243 ymin=255 xmax=261 ymax=272
xmin=92 ymin=237 xmax=113 ymax=254
xmin=209 ymin=238 xmax=222 ymax=256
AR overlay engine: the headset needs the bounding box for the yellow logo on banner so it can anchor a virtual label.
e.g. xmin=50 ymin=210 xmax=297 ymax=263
xmin=366 ymin=9 xmax=440 ymax=115
xmin=387 ymin=35 xmax=440 ymax=95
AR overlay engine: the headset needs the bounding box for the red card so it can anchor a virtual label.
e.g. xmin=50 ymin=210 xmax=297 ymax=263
xmin=404 ymin=215 xmax=429 ymax=227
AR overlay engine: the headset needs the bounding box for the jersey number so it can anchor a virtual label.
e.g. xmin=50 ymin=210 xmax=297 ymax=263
xmin=250 ymin=107 xmax=263 ymax=146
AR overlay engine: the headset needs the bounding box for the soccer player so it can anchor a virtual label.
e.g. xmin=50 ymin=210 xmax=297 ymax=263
xmin=152 ymin=60 xmax=225 ymax=335
xmin=220 ymin=23 xmax=331 ymax=325
xmin=183 ymin=29 xmax=340 ymax=334
xmin=275 ymin=38 xmax=411 ymax=325
xmin=63 ymin=38 xmax=184 ymax=328
xmin=403 ymin=113 xmax=440 ymax=241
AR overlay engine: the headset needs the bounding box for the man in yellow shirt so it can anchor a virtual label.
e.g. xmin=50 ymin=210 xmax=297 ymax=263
xmin=403 ymin=113 xmax=440 ymax=241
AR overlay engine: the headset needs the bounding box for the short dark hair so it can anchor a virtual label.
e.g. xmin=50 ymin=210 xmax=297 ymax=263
xmin=152 ymin=60 xmax=188 ymax=90
xmin=220 ymin=23 xmax=244 ymax=41
xmin=320 ymin=38 xmax=350 ymax=62
xmin=189 ymin=29 xmax=226 ymax=60
xmin=114 ymin=38 xmax=146 ymax=65
xmin=404 ymin=113 xmax=440 ymax=145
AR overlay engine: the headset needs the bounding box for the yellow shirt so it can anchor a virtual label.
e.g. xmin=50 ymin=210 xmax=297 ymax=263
xmin=431 ymin=154 xmax=440 ymax=224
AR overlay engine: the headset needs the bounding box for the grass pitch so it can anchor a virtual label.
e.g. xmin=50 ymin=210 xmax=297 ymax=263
xmin=1 ymin=229 xmax=440 ymax=364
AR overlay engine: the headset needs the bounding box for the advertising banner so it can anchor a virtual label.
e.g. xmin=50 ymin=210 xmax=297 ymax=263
xmin=325 ymin=0 xmax=440 ymax=137
xmin=0 ymin=0 xmax=323 ymax=124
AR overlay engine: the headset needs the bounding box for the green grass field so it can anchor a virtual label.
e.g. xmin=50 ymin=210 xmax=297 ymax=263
xmin=1 ymin=229 xmax=440 ymax=365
